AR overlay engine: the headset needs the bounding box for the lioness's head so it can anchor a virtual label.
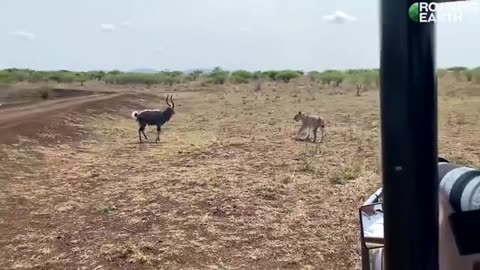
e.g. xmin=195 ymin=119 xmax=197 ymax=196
xmin=294 ymin=111 xmax=303 ymax=122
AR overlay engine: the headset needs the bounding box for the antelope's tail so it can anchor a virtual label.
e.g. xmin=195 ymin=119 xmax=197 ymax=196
xmin=131 ymin=111 xmax=139 ymax=120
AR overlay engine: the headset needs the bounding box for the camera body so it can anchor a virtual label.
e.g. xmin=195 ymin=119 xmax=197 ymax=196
xmin=359 ymin=159 xmax=480 ymax=270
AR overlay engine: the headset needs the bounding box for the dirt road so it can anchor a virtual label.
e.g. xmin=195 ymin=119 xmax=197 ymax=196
xmin=0 ymin=93 xmax=124 ymax=129
xmin=0 ymin=93 xmax=128 ymax=144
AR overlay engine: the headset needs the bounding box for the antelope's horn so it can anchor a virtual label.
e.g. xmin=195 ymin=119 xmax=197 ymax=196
xmin=165 ymin=95 xmax=171 ymax=107
xmin=170 ymin=95 xmax=175 ymax=109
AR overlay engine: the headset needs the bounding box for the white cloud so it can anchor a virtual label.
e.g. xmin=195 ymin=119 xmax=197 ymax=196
xmin=323 ymin=11 xmax=357 ymax=24
xmin=11 ymin=31 xmax=36 ymax=40
xmin=119 ymin=21 xmax=132 ymax=28
xmin=100 ymin=24 xmax=116 ymax=32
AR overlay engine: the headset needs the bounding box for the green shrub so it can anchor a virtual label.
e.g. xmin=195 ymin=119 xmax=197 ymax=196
xmin=39 ymin=87 xmax=51 ymax=99
xmin=447 ymin=66 xmax=467 ymax=72
xmin=188 ymin=70 xmax=204 ymax=81
xmin=274 ymin=70 xmax=301 ymax=83
xmin=317 ymin=70 xmax=346 ymax=87
xmin=348 ymin=72 xmax=371 ymax=96
xmin=207 ymin=67 xmax=229 ymax=84
xmin=231 ymin=70 xmax=253 ymax=84
xmin=252 ymin=71 xmax=263 ymax=80
xmin=262 ymin=71 xmax=279 ymax=81
xmin=104 ymin=73 xmax=162 ymax=85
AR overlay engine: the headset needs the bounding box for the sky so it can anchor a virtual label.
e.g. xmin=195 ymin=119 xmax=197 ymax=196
xmin=0 ymin=0 xmax=479 ymax=72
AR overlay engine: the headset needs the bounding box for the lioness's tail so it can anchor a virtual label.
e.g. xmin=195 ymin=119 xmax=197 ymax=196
xmin=321 ymin=117 xmax=327 ymax=128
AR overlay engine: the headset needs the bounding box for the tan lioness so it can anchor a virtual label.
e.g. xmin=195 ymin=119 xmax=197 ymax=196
xmin=294 ymin=111 xmax=326 ymax=143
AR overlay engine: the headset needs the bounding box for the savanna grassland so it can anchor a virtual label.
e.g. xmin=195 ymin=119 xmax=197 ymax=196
xmin=0 ymin=67 xmax=479 ymax=269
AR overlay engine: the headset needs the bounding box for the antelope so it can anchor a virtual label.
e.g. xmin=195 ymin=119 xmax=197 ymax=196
xmin=131 ymin=95 xmax=175 ymax=143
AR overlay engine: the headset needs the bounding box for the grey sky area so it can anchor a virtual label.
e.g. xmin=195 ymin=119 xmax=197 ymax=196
xmin=1 ymin=0 xmax=479 ymax=71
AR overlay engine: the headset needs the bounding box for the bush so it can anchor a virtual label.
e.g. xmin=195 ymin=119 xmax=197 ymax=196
xmin=28 ymin=72 xmax=48 ymax=82
xmin=189 ymin=70 xmax=204 ymax=81
xmin=318 ymin=70 xmax=346 ymax=87
xmin=262 ymin=71 xmax=279 ymax=81
xmin=252 ymin=71 xmax=263 ymax=80
xmin=207 ymin=67 xmax=229 ymax=85
xmin=295 ymin=70 xmax=304 ymax=75
xmin=447 ymin=66 xmax=467 ymax=72
xmin=47 ymin=71 xmax=79 ymax=83
xmin=39 ymin=87 xmax=51 ymax=100
xmin=231 ymin=70 xmax=253 ymax=84
xmin=159 ymin=71 xmax=184 ymax=85
xmin=104 ymin=73 xmax=162 ymax=85
xmin=274 ymin=70 xmax=301 ymax=83
xmin=108 ymin=70 xmax=122 ymax=75
xmin=348 ymin=72 xmax=372 ymax=96
xmin=87 ymin=71 xmax=106 ymax=80
xmin=0 ymin=69 xmax=30 ymax=83
xmin=162 ymin=76 xmax=176 ymax=86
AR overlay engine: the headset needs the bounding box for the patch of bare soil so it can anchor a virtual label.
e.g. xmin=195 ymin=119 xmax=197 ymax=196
xmin=0 ymin=93 xmax=134 ymax=144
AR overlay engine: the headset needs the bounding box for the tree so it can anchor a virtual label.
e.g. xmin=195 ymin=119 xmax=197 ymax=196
xmin=164 ymin=76 xmax=176 ymax=86
xmin=274 ymin=70 xmax=301 ymax=83
xmin=252 ymin=71 xmax=263 ymax=80
xmin=231 ymin=70 xmax=253 ymax=84
xmin=262 ymin=71 xmax=279 ymax=81
xmin=318 ymin=71 xmax=345 ymax=87
xmin=189 ymin=70 xmax=204 ymax=81
xmin=447 ymin=66 xmax=467 ymax=72
xmin=317 ymin=73 xmax=332 ymax=86
xmin=349 ymin=72 xmax=373 ymax=96
xmin=207 ymin=67 xmax=229 ymax=84
xmin=330 ymin=72 xmax=345 ymax=87
xmin=108 ymin=70 xmax=122 ymax=75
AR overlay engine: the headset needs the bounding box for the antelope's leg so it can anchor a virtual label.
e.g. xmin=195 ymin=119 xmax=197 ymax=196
xmin=155 ymin=126 xmax=161 ymax=142
xmin=139 ymin=124 xmax=147 ymax=141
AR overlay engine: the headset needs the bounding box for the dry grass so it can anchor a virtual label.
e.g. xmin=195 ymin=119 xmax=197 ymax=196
xmin=0 ymin=76 xmax=479 ymax=269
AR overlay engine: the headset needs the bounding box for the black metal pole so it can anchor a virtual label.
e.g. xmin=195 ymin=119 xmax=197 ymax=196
xmin=380 ymin=0 xmax=438 ymax=269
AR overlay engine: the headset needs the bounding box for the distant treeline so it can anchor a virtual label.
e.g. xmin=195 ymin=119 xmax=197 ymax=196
xmin=1 ymin=66 xmax=480 ymax=86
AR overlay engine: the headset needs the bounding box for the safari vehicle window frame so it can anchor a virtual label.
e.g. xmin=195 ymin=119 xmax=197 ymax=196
xmin=378 ymin=0 xmax=468 ymax=269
